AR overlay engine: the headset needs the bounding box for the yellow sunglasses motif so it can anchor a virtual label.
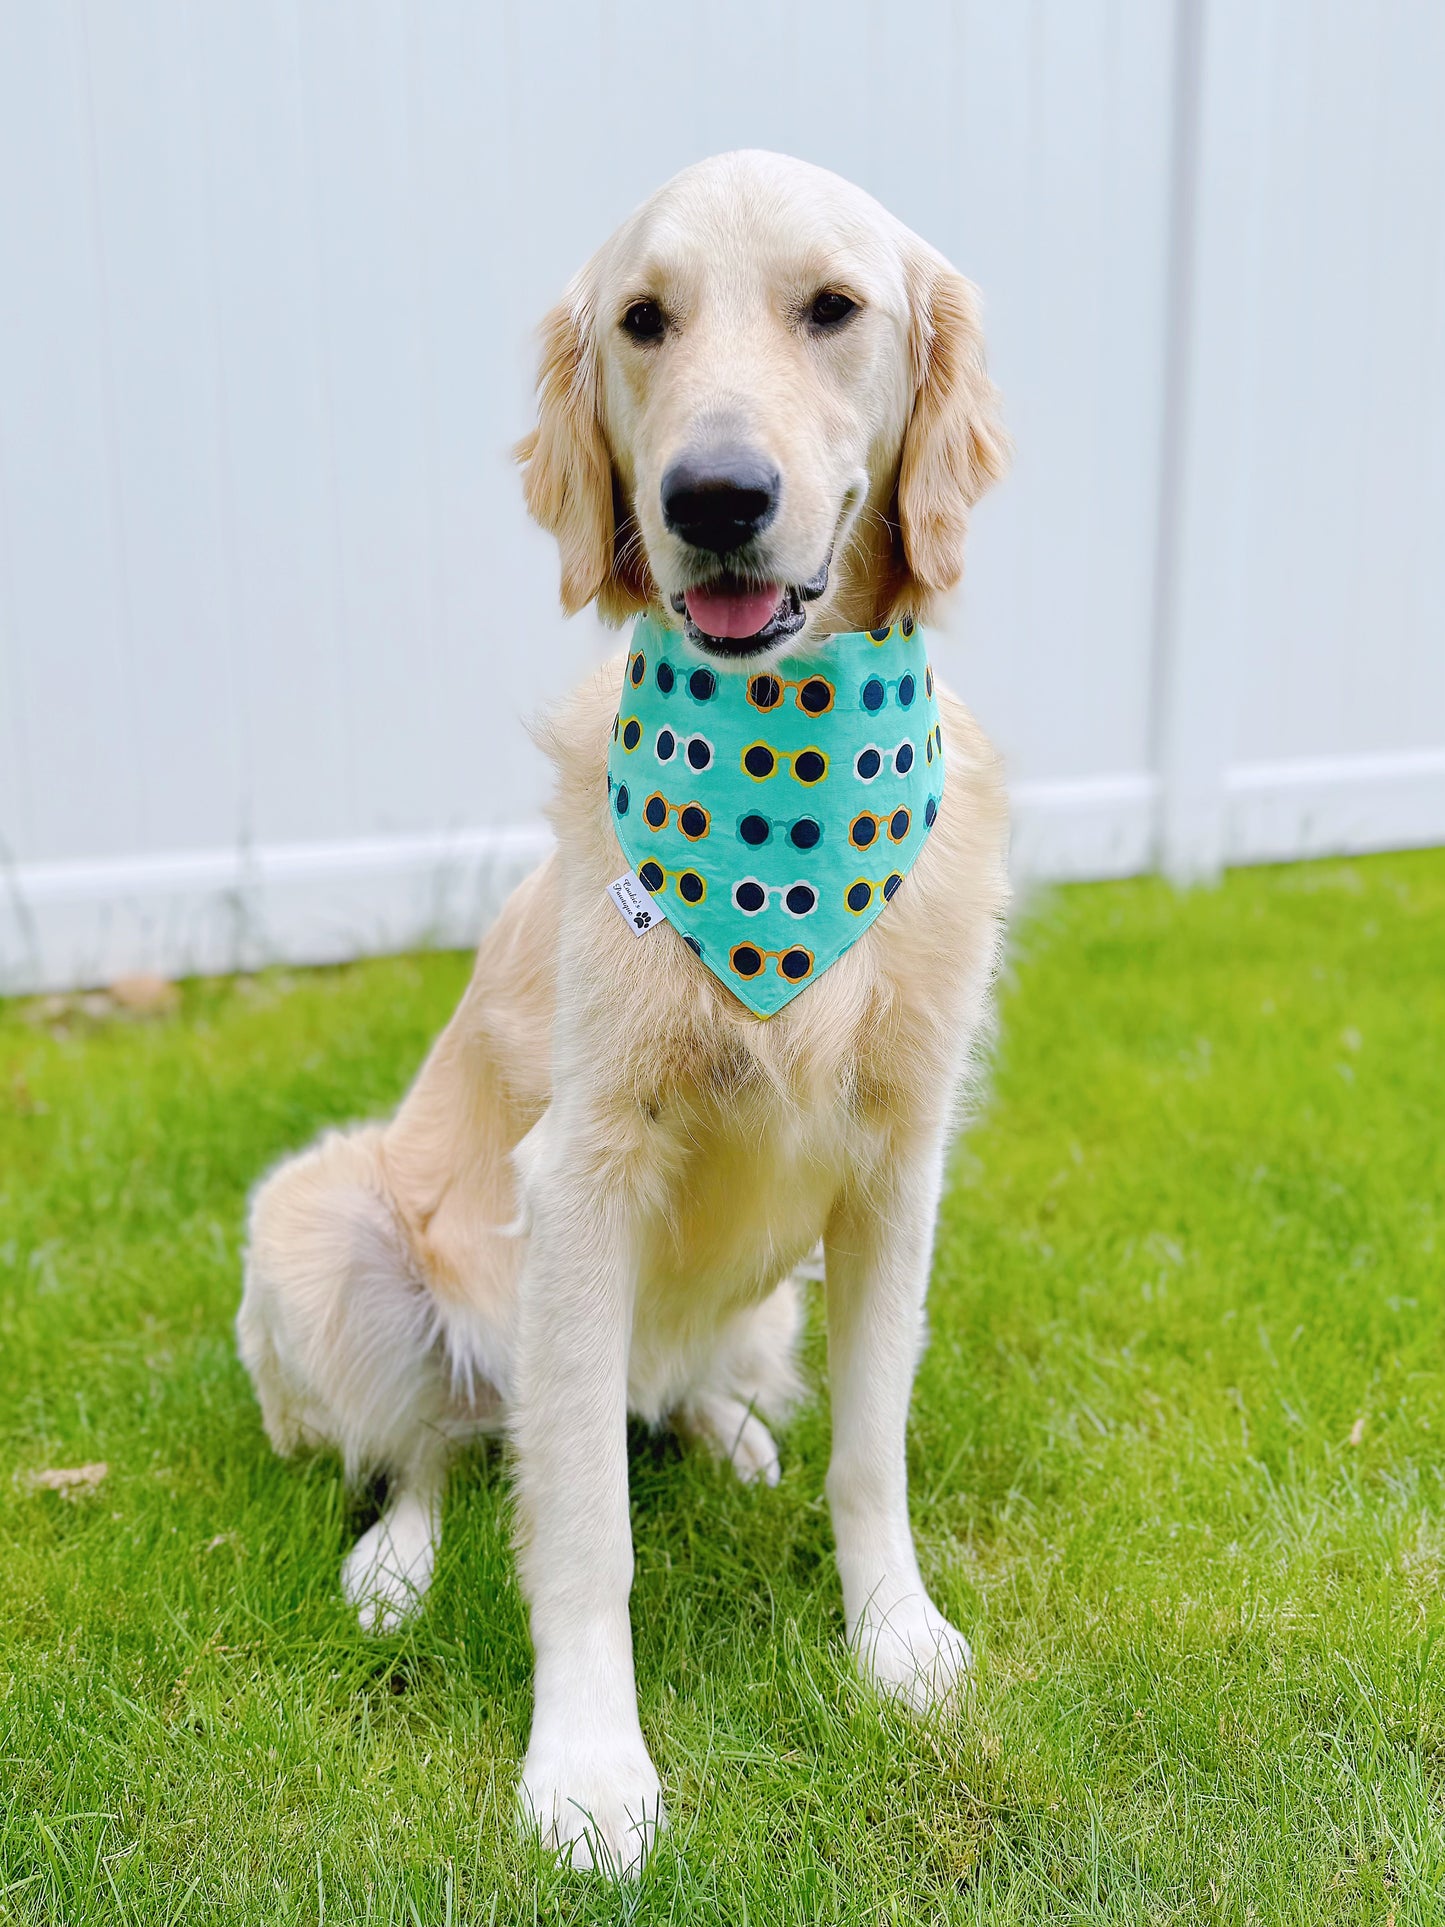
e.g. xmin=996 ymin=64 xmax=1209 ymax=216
xmin=636 ymin=859 xmax=707 ymax=905
xmin=865 ymin=615 xmax=917 ymax=646
xmin=747 ymin=672 xmax=835 ymax=716
xmin=741 ymin=742 xmax=829 ymax=785
xmin=642 ymin=793 xmax=710 ymax=839
xmin=845 ymin=872 xmax=905 ymax=915
xmin=849 ymin=806 xmax=912 ymax=851
xmin=728 ymin=941 xmax=814 ymax=984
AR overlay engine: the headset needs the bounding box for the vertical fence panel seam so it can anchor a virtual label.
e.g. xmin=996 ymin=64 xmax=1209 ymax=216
xmin=1148 ymin=0 xmax=1213 ymax=881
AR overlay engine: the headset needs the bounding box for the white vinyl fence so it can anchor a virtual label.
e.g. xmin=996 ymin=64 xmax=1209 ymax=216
xmin=2 ymin=0 xmax=1442 ymax=992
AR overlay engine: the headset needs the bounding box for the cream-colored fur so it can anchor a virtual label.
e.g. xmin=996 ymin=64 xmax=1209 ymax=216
xmin=238 ymin=150 xmax=1009 ymax=1878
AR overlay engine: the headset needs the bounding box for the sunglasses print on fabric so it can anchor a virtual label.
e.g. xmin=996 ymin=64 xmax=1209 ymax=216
xmin=747 ymin=673 xmax=834 ymax=716
xmin=866 ymin=615 xmax=917 ymax=645
xmin=656 ymin=728 xmax=714 ymax=770
xmin=636 ymin=859 xmax=707 ymax=905
xmin=853 ymin=741 xmax=915 ymax=780
xmin=655 ymin=660 xmax=718 ymax=702
xmin=643 ymin=793 xmax=710 ymax=839
xmin=924 ymin=724 xmax=944 ymax=764
xmin=737 ymin=812 xmax=822 ymax=851
xmin=860 ymin=672 xmax=917 ymax=713
xmin=742 ymin=743 xmax=828 ymax=785
xmin=731 ymin=878 xmax=818 ymax=918
xmin=845 ymin=871 xmax=905 ymax=914
xmin=849 ymin=806 xmax=912 ymax=850
xmin=728 ymin=942 xmax=814 ymax=984
xmin=614 ymin=714 xmax=644 ymax=752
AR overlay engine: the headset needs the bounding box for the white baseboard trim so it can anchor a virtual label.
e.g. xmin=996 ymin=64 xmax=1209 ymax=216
xmin=1009 ymin=773 xmax=1159 ymax=881
xmin=0 ymin=826 xmax=553 ymax=995
xmin=1 ymin=782 xmax=1158 ymax=994
xmin=3 ymin=750 xmax=1441 ymax=993
xmin=1225 ymin=748 xmax=1445 ymax=865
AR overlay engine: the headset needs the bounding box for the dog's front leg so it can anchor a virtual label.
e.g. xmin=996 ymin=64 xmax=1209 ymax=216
xmin=824 ymin=1129 xmax=972 ymax=1712
xmin=512 ymin=1107 xmax=662 ymax=1877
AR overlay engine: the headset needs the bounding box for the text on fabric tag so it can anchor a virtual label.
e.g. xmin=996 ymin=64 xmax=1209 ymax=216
xmin=606 ymin=871 xmax=664 ymax=936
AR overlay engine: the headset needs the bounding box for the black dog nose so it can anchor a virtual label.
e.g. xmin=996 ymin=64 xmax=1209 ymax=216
xmin=661 ymin=448 xmax=780 ymax=554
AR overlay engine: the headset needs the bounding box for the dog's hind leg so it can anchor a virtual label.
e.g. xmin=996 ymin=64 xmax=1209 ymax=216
xmin=341 ymin=1433 xmax=450 ymax=1632
xmin=675 ymin=1271 xmax=808 ymax=1486
xmin=239 ymin=1125 xmax=475 ymax=1631
xmin=675 ymin=1391 xmax=783 ymax=1486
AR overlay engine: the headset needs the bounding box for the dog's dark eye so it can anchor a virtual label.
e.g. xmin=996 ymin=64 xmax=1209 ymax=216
xmin=621 ymin=300 xmax=666 ymax=342
xmin=809 ymin=291 xmax=857 ymax=329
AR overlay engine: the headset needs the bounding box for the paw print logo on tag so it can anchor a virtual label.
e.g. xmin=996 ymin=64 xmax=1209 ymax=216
xmin=606 ymin=871 xmax=666 ymax=937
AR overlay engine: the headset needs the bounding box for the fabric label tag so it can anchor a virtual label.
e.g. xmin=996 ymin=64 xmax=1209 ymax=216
xmin=606 ymin=871 xmax=664 ymax=937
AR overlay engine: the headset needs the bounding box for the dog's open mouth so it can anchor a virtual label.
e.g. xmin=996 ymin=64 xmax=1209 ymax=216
xmin=671 ymin=560 xmax=830 ymax=658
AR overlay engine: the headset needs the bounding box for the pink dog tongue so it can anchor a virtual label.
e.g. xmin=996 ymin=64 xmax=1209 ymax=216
xmin=684 ymin=581 xmax=782 ymax=640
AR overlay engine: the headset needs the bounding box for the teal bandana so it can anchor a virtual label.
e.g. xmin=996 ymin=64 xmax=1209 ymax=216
xmin=606 ymin=611 xmax=944 ymax=1017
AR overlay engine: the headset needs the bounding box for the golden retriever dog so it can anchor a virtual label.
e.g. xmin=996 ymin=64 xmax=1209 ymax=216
xmin=238 ymin=149 xmax=1009 ymax=1876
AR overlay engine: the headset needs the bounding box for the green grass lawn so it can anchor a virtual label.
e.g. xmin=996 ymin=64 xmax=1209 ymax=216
xmin=2 ymin=851 xmax=1443 ymax=1925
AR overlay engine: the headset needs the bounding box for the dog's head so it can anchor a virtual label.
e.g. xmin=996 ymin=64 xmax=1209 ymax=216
xmin=518 ymin=151 xmax=1008 ymax=661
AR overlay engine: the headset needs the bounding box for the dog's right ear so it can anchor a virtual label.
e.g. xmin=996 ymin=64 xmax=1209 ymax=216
xmin=516 ymin=284 xmax=651 ymax=623
xmin=515 ymin=287 xmax=613 ymax=615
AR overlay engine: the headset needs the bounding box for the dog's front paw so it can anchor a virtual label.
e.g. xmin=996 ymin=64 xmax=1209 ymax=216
xmin=341 ymin=1509 xmax=436 ymax=1633
xmin=519 ymin=1727 xmax=665 ymax=1878
xmin=853 ymin=1596 xmax=973 ymax=1714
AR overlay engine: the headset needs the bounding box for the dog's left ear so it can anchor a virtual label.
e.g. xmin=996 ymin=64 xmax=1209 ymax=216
xmin=515 ymin=281 xmax=651 ymax=622
xmin=895 ymin=257 xmax=1010 ymax=611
